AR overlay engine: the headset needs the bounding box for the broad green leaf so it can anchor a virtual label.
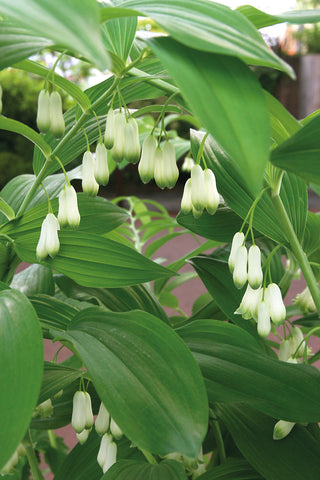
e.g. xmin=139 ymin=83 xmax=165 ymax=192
xmin=158 ymin=291 xmax=179 ymax=309
xmin=54 ymin=275 xmax=169 ymax=324
xmin=55 ymin=308 xmax=208 ymax=457
xmin=264 ymin=91 xmax=301 ymax=145
xmin=116 ymin=0 xmax=293 ymax=75
xmin=100 ymin=6 xmax=140 ymax=22
xmin=14 ymin=231 xmax=173 ymax=288
xmin=30 ymin=294 xmax=79 ymax=335
xmin=0 ymin=0 xmax=110 ymax=70
xmin=11 ymin=264 xmax=54 ymax=296
xmin=179 ymin=320 xmax=320 ymax=423
xmin=238 ymin=5 xmax=320 ymax=29
xmin=0 ymin=197 xmax=15 ymax=221
xmin=0 ymin=20 xmax=52 ymax=70
xmin=302 ymin=212 xmax=320 ymax=256
xmin=217 ymin=404 xmax=320 ymax=480
xmin=101 ymin=16 xmax=137 ymax=62
xmin=149 ymin=37 xmax=270 ymax=196
xmin=271 ymin=114 xmax=320 ymax=186
xmin=0 ymin=289 xmax=43 ymax=470
xmin=38 ymin=362 xmax=81 ymax=404
xmin=192 ymin=130 xmax=308 ymax=244
xmin=197 ymin=458 xmax=262 ymax=480
xmin=103 ymin=459 xmax=188 ymax=479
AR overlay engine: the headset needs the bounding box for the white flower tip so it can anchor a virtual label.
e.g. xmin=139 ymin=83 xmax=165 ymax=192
xmin=273 ymin=420 xmax=295 ymax=440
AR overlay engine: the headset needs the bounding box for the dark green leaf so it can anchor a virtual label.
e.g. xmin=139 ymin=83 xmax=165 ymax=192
xmin=149 ymin=37 xmax=270 ymax=196
xmin=197 ymin=458 xmax=262 ymax=480
xmin=0 ymin=289 xmax=43 ymax=470
xmin=55 ymin=308 xmax=208 ymax=457
xmin=38 ymin=362 xmax=81 ymax=404
xmin=30 ymin=294 xmax=79 ymax=335
xmin=103 ymin=459 xmax=188 ymax=480
xmin=11 ymin=264 xmax=54 ymax=296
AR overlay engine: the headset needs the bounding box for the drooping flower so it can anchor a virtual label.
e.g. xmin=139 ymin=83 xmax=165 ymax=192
xmin=110 ymin=417 xmax=123 ymax=440
xmin=203 ymin=168 xmax=220 ymax=215
xmin=58 ymin=185 xmax=80 ymax=228
xmin=294 ymin=286 xmax=316 ymax=313
xmin=247 ymin=245 xmax=263 ymax=289
xmin=138 ymin=134 xmax=157 ymax=184
xmin=104 ymin=107 xmax=115 ymax=149
xmin=36 ymin=213 xmax=60 ymax=261
xmin=49 ymin=91 xmax=65 ymax=138
xmin=154 ymin=146 xmax=166 ymax=189
xmin=36 ymin=398 xmax=53 ymax=418
xmin=233 ymin=245 xmax=248 ymax=289
xmin=36 ymin=89 xmax=50 ymax=133
xmin=97 ymin=433 xmax=113 ymax=468
xmin=235 ymin=284 xmax=262 ymax=320
xmin=95 ymin=402 xmax=110 ymax=436
xmin=181 ymin=156 xmax=194 ymax=172
xmin=110 ymin=112 xmax=126 ymax=163
xmin=180 ymin=178 xmax=193 ymax=214
xmin=257 ymin=300 xmax=271 ymax=338
xmin=191 ymin=164 xmax=207 ymax=212
xmin=84 ymin=392 xmax=94 ymax=429
xmin=76 ymin=429 xmax=90 ymax=445
xmin=264 ymin=283 xmax=286 ymax=326
xmin=102 ymin=441 xmax=117 ymax=474
xmin=228 ymin=232 xmax=245 ymax=274
xmin=71 ymin=391 xmax=87 ymax=434
xmin=82 ymin=151 xmax=99 ymax=196
xmin=123 ymin=118 xmax=141 ymax=164
xmin=273 ymin=420 xmax=295 ymax=440
xmin=162 ymin=140 xmax=179 ymax=189
xmin=94 ymin=142 xmax=109 ymax=186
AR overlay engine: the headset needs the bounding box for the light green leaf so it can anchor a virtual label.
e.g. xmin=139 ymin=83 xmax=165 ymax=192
xmin=101 ymin=16 xmax=137 ymax=62
xmin=264 ymin=91 xmax=301 ymax=145
xmin=238 ymin=5 xmax=320 ymax=29
xmin=303 ymin=212 xmax=320 ymax=256
xmin=0 ymin=197 xmax=15 ymax=220
xmin=271 ymin=114 xmax=320 ymax=186
xmin=197 ymin=458 xmax=262 ymax=480
xmin=103 ymin=459 xmax=188 ymax=479
xmin=13 ymin=231 xmax=173 ymax=288
xmin=217 ymin=404 xmax=320 ymax=480
xmin=0 ymin=289 xmax=43 ymax=470
xmin=55 ymin=308 xmax=208 ymax=457
xmin=179 ymin=320 xmax=320 ymax=423
xmin=0 ymin=0 xmax=110 ymax=70
xmin=149 ymin=37 xmax=270 ymax=196
xmin=11 ymin=264 xmax=54 ymax=296
xmin=116 ymin=0 xmax=293 ymax=75
xmin=100 ymin=6 xmax=140 ymax=23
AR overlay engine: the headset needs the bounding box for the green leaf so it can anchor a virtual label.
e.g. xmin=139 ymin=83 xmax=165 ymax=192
xmin=117 ymin=0 xmax=293 ymax=75
xmin=55 ymin=308 xmax=208 ymax=457
xmin=149 ymin=37 xmax=270 ymax=196
xmin=103 ymin=459 xmax=188 ymax=480
xmin=101 ymin=16 xmax=137 ymax=62
xmin=14 ymin=231 xmax=174 ymax=288
xmin=197 ymin=458 xmax=262 ymax=480
xmin=0 ymin=289 xmax=43 ymax=470
xmin=179 ymin=320 xmax=320 ymax=423
xmin=271 ymin=114 xmax=320 ymax=186
xmin=0 ymin=197 xmax=15 ymax=221
xmin=0 ymin=0 xmax=110 ymax=70
xmin=30 ymin=294 xmax=79 ymax=334
xmin=38 ymin=362 xmax=81 ymax=404
xmin=264 ymin=91 xmax=301 ymax=145
xmin=158 ymin=291 xmax=179 ymax=309
xmin=238 ymin=5 xmax=320 ymax=29
xmin=11 ymin=264 xmax=54 ymax=296
xmin=302 ymin=212 xmax=320 ymax=257
xmin=100 ymin=6 xmax=140 ymax=23
xmin=217 ymin=404 xmax=320 ymax=480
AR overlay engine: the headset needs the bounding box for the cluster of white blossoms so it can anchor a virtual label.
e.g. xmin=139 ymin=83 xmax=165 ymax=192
xmin=181 ymin=165 xmax=220 ymax=218
xmin=229 ymin=232 xmax=286 ymax=338
xmin=71 ymin=391 xmax=122 ymax=474
xmin=37 ymin=89 xmax=65 ymax=138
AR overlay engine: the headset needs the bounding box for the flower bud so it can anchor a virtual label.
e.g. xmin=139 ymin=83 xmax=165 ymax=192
xmin=76 ymin=429 xmax=90 ymax=445
xmin=162 ymin=140 xmax=179 ymax=189
xmin=248 ymin=245 xmax=263 ymax=289
xmin=273 ymin=420 xmax=295 ymax=440
xmin=103 ymin=441 xmax=117 ymax=473
xmin=203 ymin=169 xmax=220 ymax=215
xmin=110 ymin=417 xmax=123 ymax=440
xmin=124 ymin=118 xmax=140 ymax=164
xmin=181 ymin=178 xmax=192 ymax=214
xmin=138 ymin=135 xmax=157 ymax=184
xmin=235 ymin=284 xmax=262 ymax=320
xmin=37 ymin=398 xmax=53 ymax=418
xmin=36 ymin=89 xmax=50 ymax=133
xmin=82 ymin=151 xmax=99 ymax=196
xmin=104 ymin=107 xmax=115 ymax=149
xmin=95 ymin=402 xmax=110 ymax=435
xmin=94 ymin=142 xmax=109 ymax=186
xmin=58 ymin=185 xmax=80 ymax=228
xmin=181 ymin=156 xmax=194 ymax=172
xmin=279 ymin=339 xmax=291 ymax=361
xmin=154 ymin=146 xmax=166 ymax=189
xmin=233 ymin=245 xmax=248 ymax=289
xmin=191 ymin=165 xmax=206 ymax=211
xmin=36 ymin=213 xmax=60 ymax=261
xmin=71 ymin=391 xmax=86 ymax=433
xmin=294 ymin=286 xmax=316 ymax=313
xmin=84 ymin=392 xmax=94 ymax=429
xmin=257 ymin=300 xmax=271 ymax=338
xmin=110 ymin=112 xmax=126 ymax=163
xmin=49 ymin=91 xmax=65 ymax=138
xmin=265 ymin=283 xmax=286 ymax=326
xmin=97 ymin=433 xmax=113 ymax=468
xmin=228 ymin=232 xmax=245 ymax=274
xmin=291 ymin=326 xmax=306 ymax=357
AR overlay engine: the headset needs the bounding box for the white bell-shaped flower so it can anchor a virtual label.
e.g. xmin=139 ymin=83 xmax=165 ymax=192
xmin=58 ymin=185 xmax=80 ymax=228
xmin=257 ymin=300 xmax=271 ymax=338
xmin=110 ymin=417 xmax=123 ymax=440
xmin=203 ymin=169 xmax=220 ymax=215
xmin=97 ymin=433 xmax=113 ymax=468
xmin=279 ymin=339 xmax=292 ymax=361
xmin=104 ymin=107 xmax=115 ymax=149
xmin=191 ymin=165 xmax=206 ymax=212
xmin=294 ymin=286 xmax=316 ymax=313
xmin=154 ymin=146 xmax=166 ymax=189
xmin=95 ymin=402 xmax=110 ymax=435
xmin=94 ymin=142 xmax=109 ymax=186
xmin=181 ymin=156 xmax=194 ymax=172
xmin=124 ymin=118 xmax=141 ymax=164
xmin=76 ymin=429 xmax=90 ymax=445
xmin=36 ymin=213 xmax=60 ymax=261
xmin=228 ymin=232 xmax=245 ymax=274
xmin=82 ymin=151 xmax=99 ymax=196
xmin=233 ymin=245 xmax=248 ymax=289
xmin=273 ymin=420 xmax=295 ymax=440
xmin=110 ymin=112 xmax=126 ymax=163
xmin=84 ymin=392 xmax=94 ymax=429
xmin=181 ymin=178 xmax=193 ymax=214
xmin=235 ymin=284 xmax=262 ymax=320
xmin=102 ymin=441 xmax=117 ymax=474
xmin=138 ymin=134 xmax=157 ymax=184
xmin=49 ymin=91 xmax=65 ymax=138
xmin=162 ymin=140 xmax=179 ymax=189
xmin=71 ymin=391 xmax=87 ymax=433
xmin=265 ymin=283 xmax=286 ymax=326
xmin=248 ymin=245 xmax=263 ymax=289
xmin=37 ymin=89 xmax=50 ymax=133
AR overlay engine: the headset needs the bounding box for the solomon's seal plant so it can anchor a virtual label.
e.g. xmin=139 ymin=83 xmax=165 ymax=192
xmin=2 ymin=1 xmax=320 ymax=480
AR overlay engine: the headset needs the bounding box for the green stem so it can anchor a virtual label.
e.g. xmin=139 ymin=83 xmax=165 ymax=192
xmin=271 ymin=193 xmax=320 ymax=313
xmin=25 ymin=430 xmax=45 ymax=480
xmin=48 ymin=430 xmax=58 ymax=449
xmin=210 ymin=419 xmax=226 ymax=464
xmin=140 ymin=449 xmax=157 ymax=465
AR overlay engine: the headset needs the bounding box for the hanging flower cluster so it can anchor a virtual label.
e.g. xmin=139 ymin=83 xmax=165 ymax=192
xmin=37 ymin=89 xmax=65 ymax=138
xmin=181 ymin=165 xmax=220 ymax=218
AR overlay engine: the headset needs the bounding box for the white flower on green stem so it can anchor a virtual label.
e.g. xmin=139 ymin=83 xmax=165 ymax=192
xmin=97 ymin=433 xmax=113 ymax=468
xmin=110 ymin=112 xmax=126 ymax=163
xmin=233 ymin=245 xmax=248 ymax=290
xmin=104 ymin=107 xmax=115 ymax=149
xmin=257 ymin=300 xmax=271 ymax=338
xmin=110 ymin=417 xmax=123 ymax=440
xmin=49 ymin=91 xmax=65 ymax=138
xmin=58 ymin=185 xmax=80 ymax=228
xmin=124 ymin=118 xmax=141 ymax=164
xmin=154 ymin=146 xmax=166 ymax=189
xmin=82 ymin=151 xmax=99 ymax=196
xmin=36 ymin=213 xmax=60 ymax=261
xmin=163 ymin=140 xmax=179 ymax=188
xmin=273 ymin=420 xmax=296 ymax=440
xmin=102 ymin=441 xmax=117 ymax=473
xmin=181 ymin=178 xmax=192 ymax=214
xmin=264 ymin=283 xmax=286 ymax=326
xmin=138 ymin=134 xmax=157 ymax=184
xmin=203 ymin=168 xmax=220 ymax=215
xmin=235 ymin=284 xmax=262 ymax=320
xmin=279 ymin=339 xmax=292 ymax=361
xmin=228 ymin=232 xmax=245 ymax=274
xmin=191 ymin=164 xmax=207 ymax=212
xmin=76 ymin=428 xmax=90 ymax=445
xmin=94 ymin=142 xmax=109 ymax=186
xmin=36 ymin=89 xmax=50 ymax=133
xmin=247 ymin=245 xmax=263 ymax=289
xmin=71 ymin=391 xmax=87 ymax=433
xmin=95 ymin=402 xmax=110 ymax=436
